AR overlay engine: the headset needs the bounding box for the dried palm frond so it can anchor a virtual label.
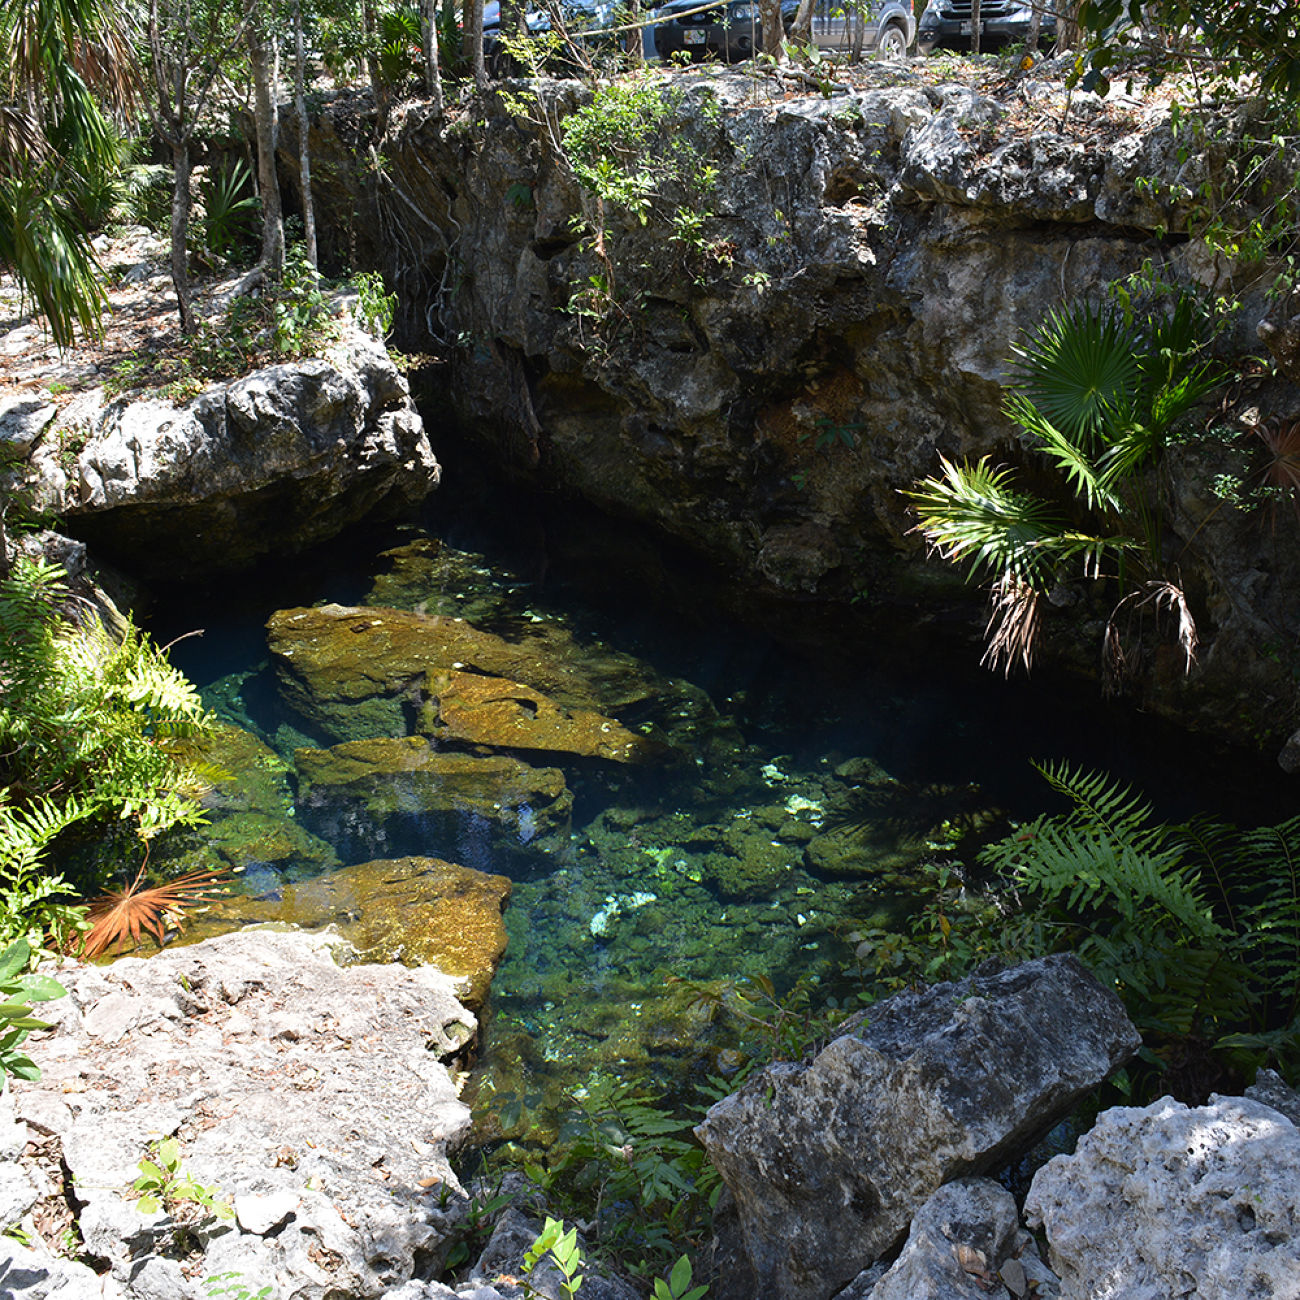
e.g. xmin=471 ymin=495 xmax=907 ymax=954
xmin=1104 ymin=579 xmax=1198 ymax=694
xmin=1254 ymin=416 xmax=1300 ymax=529
xmin=981 ymin=574 xmax=1041 ymax=677
xmin=82 ymin=865 xmax=230 ymax=959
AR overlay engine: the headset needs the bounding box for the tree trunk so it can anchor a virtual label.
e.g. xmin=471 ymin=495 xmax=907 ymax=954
xmin=292 ymin=0 xmax=317 ymax=268
xmin=463 ymin=0 xmax=486 ymax=90
xmin=971 ymin=0 xmax=981 ymax=55
xmin=421 ymin=0 xmax=445 ymax=112
xmin=169 ymin=138 xmax=196 ymax=334
xmin=248 ymin=12 xmax=284 ymax=276
xmin=1025 ymin=0 xmax=1042 ymax=54
xmin=789 ymin=0 xmax=815 ymax=47
xmin=759 ymin=0 xmax=783 ymax=56
xmin=626 ymin=0 xmax=643 ymax=64
xmin=1055 ymin=0 xmax=1078 ymax=51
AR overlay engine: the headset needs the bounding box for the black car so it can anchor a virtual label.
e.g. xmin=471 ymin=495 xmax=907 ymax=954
xmin=916 ymin=0 xmax=1055 ymax=54
xmin=653 ymin=0 xmax=914 ymax=63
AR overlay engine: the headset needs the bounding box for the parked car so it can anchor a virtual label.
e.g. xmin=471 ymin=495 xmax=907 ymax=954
xmin=915 ymin=0 xmax=1055 ymax=55
xmin=482 ymin=0 xmax=620 ymax=58
xmin=652 ymin=0 xmax=914 ymax=64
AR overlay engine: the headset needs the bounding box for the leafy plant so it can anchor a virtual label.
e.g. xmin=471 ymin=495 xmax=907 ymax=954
xmin=134 ymin=1137 xmax=233 ymax=1220
xmin=981 ymin=761 xmax=1300 ymax=1091
xmin=204 ymin=1272 xmax=275 ymax=1300
xmin=351 ymin=270 xmax=397 ymax=340
xmin=0 ymin=556 xmax=213 ymax=948
xmin=653 ymin=1255 xmax=708 ymax=1300
xmin=905 ymin=295 xmax=1223 ymax=679
xmin=199 ymin=161 xmax=259 ymax=262
xmin=523 ymin=1217 xmax=585 ymax=1299
xmin=0 ymin=938 xmax=65 ymax=1082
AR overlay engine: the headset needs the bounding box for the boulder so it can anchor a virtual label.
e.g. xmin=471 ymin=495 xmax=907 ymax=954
xmin=293 ymin=736 xmax=574 ymax=859
xmin=267 ymin=604 xmax=664 ymax=761
xmin=9 ymin=929 xmax=478 ymax=1300
xmin=182 ymin=855 xmax=511 ymax=1009
xmin=859 ymin=1178 xmax=1055 ymax=1300
xmin=26 ymin=325 xmax=437 ymax=578
xmin=695 ymin=954 xmax=1139 ymax=1300
xmin=1024 ymin=1093 xmax=1300 ymax=1300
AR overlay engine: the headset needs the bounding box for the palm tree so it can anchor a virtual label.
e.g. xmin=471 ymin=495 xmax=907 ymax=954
xmin=905 ymin=295 xmax=1222 ymax=680
xmin=0 ymin=0 xmax=136 ymax=347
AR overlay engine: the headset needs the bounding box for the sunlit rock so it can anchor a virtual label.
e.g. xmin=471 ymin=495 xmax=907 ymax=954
xmin=183 ymin=856 xmax=510 ymax=1010
xmin=1025 ymin=1094 xmax=1300 ymax=1300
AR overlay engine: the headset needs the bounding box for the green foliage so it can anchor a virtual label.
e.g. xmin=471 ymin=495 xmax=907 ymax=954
xmin=523 ymin=1217 xmax=585 ymax=1299
xmin=199 ymin=161 xmax=260 ymax=262
xmin=653 ymin=1255 xmax=708 ymax=1300
xmin=502 ymin=1080 xmax=718 ymax=1278
xmin=906 ymin=295 xmax=1223 ymax=676
xmin=133 ymin=1137 xmax=233 ymax=1220
xmin=981 ymin=761 xmax=1300 ymax=1086
xmin=0 ymin=939 xmax=65 ymax=1083
xmin=351 ymin=270 xmax=397 ymax=340
xmin=203 ymin=1273 xmax=275 ymax=1300
xmin=0 ymin=555 xmax=212 ymax=949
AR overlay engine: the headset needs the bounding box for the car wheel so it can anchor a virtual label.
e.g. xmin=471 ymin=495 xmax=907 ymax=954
xmin=875 ymin=21 xmax=908 ymax=60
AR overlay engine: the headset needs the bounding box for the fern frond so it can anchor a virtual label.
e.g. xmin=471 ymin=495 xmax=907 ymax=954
xmin=1029 ymin=759 xmax=1163 ymax=849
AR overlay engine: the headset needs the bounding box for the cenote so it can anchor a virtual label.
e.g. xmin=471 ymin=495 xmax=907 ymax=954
xmin=144 ymin=463 xmax=1295 ymax=1129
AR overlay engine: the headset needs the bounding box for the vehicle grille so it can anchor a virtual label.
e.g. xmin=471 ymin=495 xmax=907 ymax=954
xmin=937 ymin=0 xmax=1016 ymax=16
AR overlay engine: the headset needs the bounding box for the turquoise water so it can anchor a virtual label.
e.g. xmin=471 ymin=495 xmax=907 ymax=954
xmin=149 ymin=492 xmax=1289 ymax=1123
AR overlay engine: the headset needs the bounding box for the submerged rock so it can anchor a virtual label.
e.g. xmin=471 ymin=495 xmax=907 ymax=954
xmin=1024 ymin=1093 xmax=1300 ymax=1300
xmin=268 ymin=603 xmax=665 ymax=761
xmin=7 ymin=929 xmax=477 ymax=1299
xmin=182 ymin=855 xmax=511 ymax=1009
xmin=696 ymin=954 xmax=1139 ymax=1300
xmin=27 ymin=323 xmax=437 ymax=578
xmin=294 ymin=735 xmax=574 ymax=854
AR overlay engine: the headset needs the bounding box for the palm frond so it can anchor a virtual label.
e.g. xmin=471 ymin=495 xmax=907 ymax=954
xmin=1010 ymin=302 xmax=1140 ymax=448
xmin=1005 ymin=393 xmax=1121 ymax=514
xmin=904 ymin=455 xmax=1064 ymax=587
xmin=82 ymin=865 xmax=230 ymax=959
xmin=981 ymin=574 xmax=1040 ymax=676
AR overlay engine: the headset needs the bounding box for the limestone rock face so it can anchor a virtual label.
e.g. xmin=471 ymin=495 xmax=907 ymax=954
xmin=293 ymin=70 xmax=1300 ymax=751
xmin=1024 ymin=1094 xmax=1300 ymax=1300
xmin=182 ymin=855 xmax=511 ymax=1009
xmin=696 ymin=954 xmax=1139 ymax=1300
xmin=26 ymin=325 xmax=437 ymax=577
xmin=8 ymin=929 xmax=478 ymax=1300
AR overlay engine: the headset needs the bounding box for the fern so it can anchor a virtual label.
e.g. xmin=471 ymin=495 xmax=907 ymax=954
xmin=0 ymin=556 xmax=214 ymax=950
xmin=986 ymin=761 xmax=1300 ymax=1085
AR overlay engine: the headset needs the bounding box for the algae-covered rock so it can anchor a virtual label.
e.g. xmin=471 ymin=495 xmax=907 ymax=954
xmin=155 ymin=720 xmax=340 ymax=880
xmin=294 ymin=735 xmax=573 ymax=857
xmin=181 ymin=856 xmax=510 ymax=1008
xmin=267 ymin=603 xmax=666 ymax=761
xmin=417 ymin=667 xmax=657 ymax=762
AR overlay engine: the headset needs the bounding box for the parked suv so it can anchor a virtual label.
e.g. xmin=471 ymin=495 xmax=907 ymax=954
xmin=916 ymin=0 xmax=1055 ymax=54
xmin=653 ymin=0 xmax=915 ymax=64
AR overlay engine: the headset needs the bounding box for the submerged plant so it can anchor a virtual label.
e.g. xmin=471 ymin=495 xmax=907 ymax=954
xmin=905 ymin=294 xmax=1223 ymax=681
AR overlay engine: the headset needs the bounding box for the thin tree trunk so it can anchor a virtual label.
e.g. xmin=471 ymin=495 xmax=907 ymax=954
xmin=169 ymin=138 xmax=196 ymax=334
xmin=789 ymin=0 xmax=815 ymax=47
xmin=1025 ymin=0 xmax=1041 ymax=54
xmin=971 ymin=0 xmax=981 ymax=55
xmin=463 ymin=0 xmax=486 ymax=90
xmin=760 ymin=0 xmax=783 ymax=56
xmin=421 ymin=0 xmax=444 ymax=113
xmin=249 ymin=12 xmax=284 ymax=275
xmin=292 ymin=0 xmax=317 ymax=267
xmin=626 ymin=0 xmax=643 ymax=64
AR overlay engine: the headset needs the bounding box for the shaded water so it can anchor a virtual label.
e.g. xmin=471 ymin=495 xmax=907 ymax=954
xmin=149 ymin=489 xmax=1293 ymax=1125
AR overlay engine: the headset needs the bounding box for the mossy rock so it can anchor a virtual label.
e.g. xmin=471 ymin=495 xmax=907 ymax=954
xmin=293 ymin=736 xmax=574 ymax=858
xmin=803 ymin=823 xmax=923 ymax=878
xmin=266 ymin=603 xmax=671 ymax=762
xmin=180 ymin=856 xmax=510 ymax=1008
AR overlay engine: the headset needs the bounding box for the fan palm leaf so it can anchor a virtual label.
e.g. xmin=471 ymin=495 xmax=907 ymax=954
xmin=1010 ymin=302 xmax=1140 ymax=448
xmin=82 ymin=865 xmax=230 ymax=958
